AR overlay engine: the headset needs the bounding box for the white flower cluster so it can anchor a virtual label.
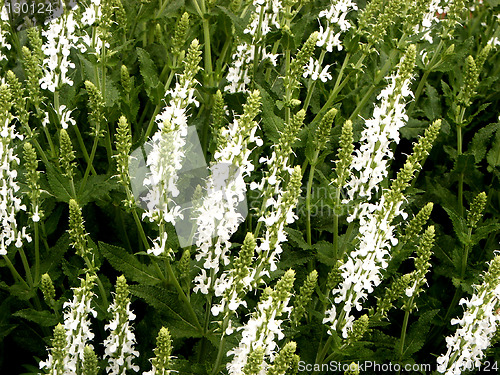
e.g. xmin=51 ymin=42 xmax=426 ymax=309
xmin=316 ymin=0 xmax=358 ymax=52
xmin=44 ymin=274 xmax=97 ymax=374
xmin=414 ymin=0 xmax=449 ymax=44
xmin=40 ymin=9 xmax=80 ymax=92
xmin=225 ymin=0 xmax=281 ymax=93
xmin=193 ymin=106 xmax=262 ymax=296
xmin=142 ymin=42 xmax=201 ymax=257
xmin=437 ymin=255 xmax=500 ymax=375
xmin=227 ymin=273 xmax=294 ymax=375
xmin=103 ymin=291 xmax=139 ymax=373
xmin=344 ymin=53 xmax=414 ymax=220
xmin=323 ymin=195 xmax=404 ymax=338
xmin=303 ymin=57 xmax=332 ymax=82
xmin=77 ymin=0 xmax=110 ymax=56
xmin=0 ymin=86 xmax=30 ymax=256
xmin=0 ymin=5 xmax=11 ymax=61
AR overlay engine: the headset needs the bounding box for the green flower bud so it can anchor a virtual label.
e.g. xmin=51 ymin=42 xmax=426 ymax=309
xmin=68 ymin=199 xmax=89 ymax=257
xmin=115 ymin=116 xmax=132 ymax=186
xmin=27 ymin=27 xmax=44 ymax=65
xmin=291 ymin=270 xmax=318 ymax=325
xmin=467 ymin=192 xmax=487 ymax=229
xmin=347 ymin=314 xmax=369 ymax=345
xmin=59 ymin=128 xmax=76 ymax=179
xmin=243 ymin=347 xmax=265 ymax=375
xmin=372 ymin=273 xmax=412 ymax=322
xmin=149 ymin=327 xmax=173 ymax=374
xmin=272 ymin=269 xmax=295 ymax=304
xmin=83 ymin=345 xmax=99 ymax=375
xmin=476 ymin=44 xmax=492 ymax=73
xmin=121 ymin=65 xmax=131 ymax=94
xmin=182 ymin=39 xmax=203 ymax=85
xmin=332 ymin=119 xmax=354 ymax=188
xmin=286 ymin=32 xmax=319 ymax=93
xmin=40 ymin=273 xmax=56 ymax=302
xmin=178 ymin=249 xmax=191 ymax=281
xmin=444 ymin=44 xmax=455 ymax=57
xmin=21 ymin=46 xmax=43 ymax=112
xmin=383 ymin=119 xmax=441 ymax=212
xmin=457 ymin=56 xmax=479 ymax=108
xmin=404 ymin=225 xmax=434 ymax=309
xmin=267 ymin=342 xmax=298 ymax=375
xmin=326 ymin=261 xmax=343 ymax=292
xmin=6 ymin=71 xmax=29 ymax=126
xmin=45 ymin=323 xmax=69 ymax=375
xmin=316 ymin=108 xmax=337 ymax=151
xmin=0 ymin=83 xmax=12 ymax=114
xmin=23 ymin=142 xmax=42 ymax=222
xmin=172 ymin=12 xmax=190 ymax=58
xmin=85 ymin=81 xmax=105 ymax=131
xmin=231 ymin=233 xmax=256 ymax=295
xmin=345 ymin=362 xmax=360 ymax=375
xmin=401 ymin=202 xmax=433 ymax=243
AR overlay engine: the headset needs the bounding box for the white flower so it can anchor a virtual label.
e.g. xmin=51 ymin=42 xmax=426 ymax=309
xmin=0 ymin=85 xmax=29 ymax=256
xmin=316 ymin=0 xmax=357 ymax=52
xmin=303 ymin=57 xmax=333 ymax=82
xmin=62 ymin=274 xmax=97 ymax=374
xmin=437 ymin=256 xmax=500 ymax=375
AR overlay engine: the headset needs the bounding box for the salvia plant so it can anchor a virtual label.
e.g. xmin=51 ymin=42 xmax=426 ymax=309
xmin=0 ymin=0 xmax=498 ymax=374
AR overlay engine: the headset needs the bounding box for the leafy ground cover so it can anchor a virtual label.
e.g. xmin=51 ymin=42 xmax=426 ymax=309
xmin=0 ymin=0 xmax=499 ymax=374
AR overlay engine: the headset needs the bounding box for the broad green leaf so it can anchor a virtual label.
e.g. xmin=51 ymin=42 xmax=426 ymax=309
xmin=443 ymin=206 xmax=469 ymax=245
xmin=486 ymin=129 xmax=500 ymax=170
xmin=422 ymin=82 xmax=441 ymax=121
xmin=256 ymin=83 xmax=284 ymax=143
xmin=398 ymin=309 xmax=439 ymax=359
xmin=46 ymin=164 xmax=73 ymax=203
xmin=137 ymin=47 xmax=160 ymax=102
xmin=217 ymin=6 xmax=251 ymax=40
xmin=129 ymin=285 xmax=202 ymax=338
xmin=77 ymin=174 xmax=115 ymax=206
xmin=40 ymin=233 xmax=70 ymax=274
xmin=13 ymin=309 xmax=58 ymax=327
xmin=470 ymin=122 xmax=498 ymax=163
xmin=99 ymin=242 xmax=161 ymax=285
xmin=285 ymin=227 xmax=312 ymax=250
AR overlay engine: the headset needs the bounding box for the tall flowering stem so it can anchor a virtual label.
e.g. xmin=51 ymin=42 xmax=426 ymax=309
xmin=437 ymin=254 xmax=500 ymax=374
xmin=324 ymin=119 xmax=441 ymax=339
xmin=103 ymin=275 xmax=139 ymax=374
xmin=226 ymin=270 xmax=295 ymax=375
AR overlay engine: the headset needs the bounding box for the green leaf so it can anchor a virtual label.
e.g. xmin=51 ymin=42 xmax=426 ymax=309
xmin=471 ymin=223 xmax=500 ymax=245
xmin=285 ymin=227 xmax=312 ymax=250
xmin=129 ymin=285 xmax=202 ymax=338
xmin=136 ymin=47 xmax=160 ymax=102
xmin=486 ymin=129 xmax=500 ymax=170
xmin=398 ymin=309 xmax=439 ymax=359
xmin=76 ymin=174 xmax=115 ymax=206
xmin=470 ymin=122 xmax=498 ymax=163
xmin=40 ymin=233 xmax=71 ymax=274
xmin=422 ymin=82 xmax=441 ymax=121
xmin=256 ymin=83 xmax=284 ymax=143
xmin=217 ymin=6 xmax=251 ymax=40
xmin=315 ymin=241 xmax=336 ymax=266
xmin=45 ymin=163 xmax=73 ymax=203
xmin=453 ymin=154 xmax=475 ymax=175
xmin=99 ymin=242 xmax=161 ymax=285
xmin=13 ymin=309 xmax=58 ymax=327
xmin=443 ymin=206 xmax=468 ymax=245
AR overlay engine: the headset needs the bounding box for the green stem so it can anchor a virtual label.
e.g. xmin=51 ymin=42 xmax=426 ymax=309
xmin=2 ymin=255 xmax=29 ymax=289
xmin=397 ymin=308 xmax=411 ymax=365
xmin=79 ymin=122 xmax=100 ymax=195
xmin=212 ymin=314 xmax=230 ymax=375
xmin=165 ymin=259 xmax=203 ymax=331
xmin=73 ymin=125 xmax=97 ymax=176
xmin=18 ymin=247 xmax=34 ymax=288
xmin=34 ymin=222 xmax=40 ymax=285
xmin=306 ymin=152 xmax=319 ymax=246
xmin=84 ymin=256 xmax=109 ymax=307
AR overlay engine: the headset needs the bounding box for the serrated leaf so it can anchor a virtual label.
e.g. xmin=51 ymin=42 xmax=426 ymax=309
xmin=285 ymin=227 xmax=312 ymax=250
xmin=470 ymin=122 xmax=498 ymax=163
xmin=77 ymin=174 xmax=115 ymax=206
xmin=443 ymin=206 xmax=468 ymax=245
xmin=137 ymin=47 xmax=160 ymax=102
xmin=13 ymin=309 xmax=58 ymax=327
xmin=315 ymin=241 xmax=336 ymax=266
xmin=40 ymin=233 xmax=70 ymax=274
xmin=99 ymin=242 xmax=161 ymax=285
xmin=129 ymin=285 xmax=202 ymax=338
xmin=471 ymin=223 xmax=500 ymax=245
xmin=453 ymin=154 xmax=475 ymax=175
xmin=217 ymin=6 xmax=251 ymax=40
xmin=486 ymin=129 xmax=500 ymax=169
xmin=46 ymin=164 xmax=73 ymax=203
xmin=398 ymin=309 xmax=439 ymax=359
xmin=422 ymin=82 xmax=441 ymax=120
xmin=256 ymin=83 xmax=283 ymax=143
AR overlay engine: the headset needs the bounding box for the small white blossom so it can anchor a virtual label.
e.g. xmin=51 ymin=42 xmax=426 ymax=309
xmin=316 ymin=0 xmax=358 ymax=52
